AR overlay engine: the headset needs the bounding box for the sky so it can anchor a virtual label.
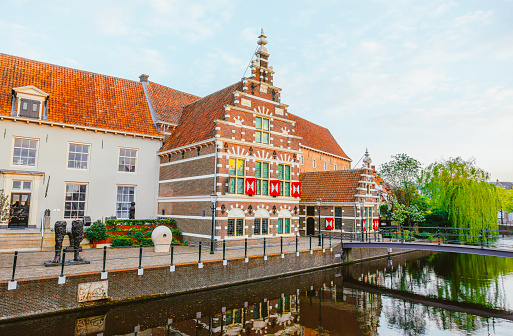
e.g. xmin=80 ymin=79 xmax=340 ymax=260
xmin=1 ymin=0 xmax=512 ymax=181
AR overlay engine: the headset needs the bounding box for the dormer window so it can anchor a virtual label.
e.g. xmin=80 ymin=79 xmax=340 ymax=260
xmin=19 ymin=99 xmax=41 ymax=118
xmin=11 ymin=85 xmax=49 ymax=120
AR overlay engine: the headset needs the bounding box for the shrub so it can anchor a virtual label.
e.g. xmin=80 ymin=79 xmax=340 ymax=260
xmin=85 ymin=220 xmax=107 ymax=243
xmin=111 ymin=238 xmax=134 ymax=247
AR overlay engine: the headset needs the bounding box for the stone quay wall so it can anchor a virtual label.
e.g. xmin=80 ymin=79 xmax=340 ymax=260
xmin=0 ymin=244 xmax=410 ymax=321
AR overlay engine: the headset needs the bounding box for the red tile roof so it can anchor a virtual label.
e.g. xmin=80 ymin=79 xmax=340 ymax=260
xmin=0 ymin=53 xmax=160 ymax=136
xmin=160 ymin=81 xmax=242 ymax=151
xmin=146 ymin=81 xmax=200 ymax=125
xmin=299 ymin=169 xmax=365 ymax=202
xmin=288 ymin=113 xmax=350 ymax=160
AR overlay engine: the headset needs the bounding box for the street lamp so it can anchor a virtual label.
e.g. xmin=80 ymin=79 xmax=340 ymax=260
xmin=210 ymin=192 xmax=218 ymax=254
xmin=387 ymin=202 xmax=393 ymax=226
xmin=317 ymin=198 xmax=322 ymax=246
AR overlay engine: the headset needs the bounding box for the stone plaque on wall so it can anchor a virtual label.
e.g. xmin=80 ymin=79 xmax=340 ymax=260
xmin=77 ymin=280 xmax=108 ymax=302
xmin=75 ymin=315 xmax=106 ymax=335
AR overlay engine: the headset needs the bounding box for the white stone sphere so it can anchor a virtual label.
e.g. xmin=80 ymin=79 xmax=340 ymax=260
xmin=151 ymin=226 xmax=173 ymax=253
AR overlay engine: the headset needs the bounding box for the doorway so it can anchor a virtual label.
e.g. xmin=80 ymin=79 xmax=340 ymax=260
xmin=306 ymin=217 xmax=315 ymax=236
xmin=9 ymin=193 xmax=30 ymax=228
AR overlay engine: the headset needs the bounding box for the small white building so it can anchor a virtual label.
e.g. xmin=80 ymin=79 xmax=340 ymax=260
xmin=0 ymin=54 xmax=163 ymax=232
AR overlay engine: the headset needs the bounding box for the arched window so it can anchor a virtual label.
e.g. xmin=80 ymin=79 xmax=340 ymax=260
xmin=227 ymin=208 xmax=245 ymax=236
xmin=277 ymin=208 xmax=292 ymax=234
xmin=254 ymin=208 xmax=270 ymax=235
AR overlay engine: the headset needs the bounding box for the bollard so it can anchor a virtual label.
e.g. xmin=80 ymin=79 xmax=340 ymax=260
xmin=486 ymin=228 xmax=490 ymax=247
xmin=60 ymin=250 xmax=66 ymax=277
xmin=138 ymin=244 xmax=144 ymax=275
xmin=263 ymin=237 xmax=267 ymax=260
xmin=244 ymin=238 xmax=248 ymax=262
xmin=169 ymin=242 xmax=175 ymax=271
xmin=296 ymin=235 xmax=299 ymax=255
xmin=480 ymin=230 xmax=484 ymax=249
xmin=280 ymin=236 xmax=283 ymax=258
xmin=309 ymin=235 xmax=312 ymax=254
xmin=329 ymin=234 xmax=332 ymax=250
xmin=198 ymin=242 xmax=202 ymax=263
xmin=11 ymin=251 xmax=18 ymax=282
xmin=101 ymin=246 xmax=108 ymax=279
xmin=321 ymin=234 xmax=324 ymax=252
xmin=223 ymin=239 xmax=226 ymax=260
xmin=102 ymin=246 xmax=107 ymax=273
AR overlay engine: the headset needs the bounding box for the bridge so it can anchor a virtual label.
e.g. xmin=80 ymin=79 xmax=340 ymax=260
xmin=338 ymin=226 xmax=513 ymax=258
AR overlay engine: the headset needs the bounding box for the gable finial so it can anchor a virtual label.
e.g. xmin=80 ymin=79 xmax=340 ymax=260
xmin=256 ymin=28 xmax=268 ymax=55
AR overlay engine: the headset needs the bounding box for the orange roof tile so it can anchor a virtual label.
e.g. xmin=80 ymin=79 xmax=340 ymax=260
xmin=288 ymin=113 xmax=350 ymax=160
xmin=0 ymin=53 xmax=160 ymax=136
xmin=299 ymin=169 xmax=365 ymax=202
xmin=160 ymin=81 xmax=242 ymax=151
xmin=146 ymin=81 xmax=200 ymax=125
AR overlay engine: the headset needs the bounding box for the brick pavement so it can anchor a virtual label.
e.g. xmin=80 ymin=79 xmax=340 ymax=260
xmin=0 ymin=237 xmax=337 ymax=282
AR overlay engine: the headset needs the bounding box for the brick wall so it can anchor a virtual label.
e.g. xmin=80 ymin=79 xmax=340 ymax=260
xmin=0 ymin=245 xmax=410 ymax=321
xmin=299 ymin=147 xmax=351 ymax=173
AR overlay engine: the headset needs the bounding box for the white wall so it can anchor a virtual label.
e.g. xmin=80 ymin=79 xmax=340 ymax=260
xmin=0 ymin=120 xmax=161 ymax=229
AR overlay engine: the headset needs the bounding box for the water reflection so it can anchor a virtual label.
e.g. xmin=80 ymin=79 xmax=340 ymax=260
xmin=2 ymin=251 xmax=513 ymax=336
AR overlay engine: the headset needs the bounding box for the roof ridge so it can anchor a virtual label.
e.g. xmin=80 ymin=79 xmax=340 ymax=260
xmin=182 ymin=81 xmax=242 ymax=109
xmin=148 ymin=80 xmax=201 ymax=100
xmin=1 ymin=53 xmax=142 ymax=86
xmin=287 ymin=112 xmax=331 ymax=131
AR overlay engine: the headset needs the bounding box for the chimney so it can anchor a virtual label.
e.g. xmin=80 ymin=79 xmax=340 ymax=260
xmin=139 ymin=74 xmax=149 ymax=83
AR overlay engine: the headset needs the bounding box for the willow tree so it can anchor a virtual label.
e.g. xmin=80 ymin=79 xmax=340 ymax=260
xmin=422 ymin=157 xmax=500 ymax=238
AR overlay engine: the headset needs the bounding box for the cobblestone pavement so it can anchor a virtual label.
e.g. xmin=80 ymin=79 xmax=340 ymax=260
xmin=0 ymin=237 xmax=341 ymax=282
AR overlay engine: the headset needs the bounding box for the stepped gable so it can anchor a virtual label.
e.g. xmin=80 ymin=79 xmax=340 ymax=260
xmin=299 ymin=169 xmax=364 ymax=202
xmin=146 ymin=81 xmax=200 ymax=125
xmin=288 ymin=113 xmax=350 ymax=160
xmin=0 ymin=53 xmax=160 ymax=136
xmin=161 ymin=81 xmax=243 ymax=151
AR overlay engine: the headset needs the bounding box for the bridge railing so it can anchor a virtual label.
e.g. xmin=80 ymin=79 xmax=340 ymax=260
xmin=350 ymin=225 xmax=513 ymax=249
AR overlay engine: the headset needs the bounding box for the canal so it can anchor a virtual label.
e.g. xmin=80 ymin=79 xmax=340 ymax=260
xmin=1 ymin=250 xmax=513 ymax=336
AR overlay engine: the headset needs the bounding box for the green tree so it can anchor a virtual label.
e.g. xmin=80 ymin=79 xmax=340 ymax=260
xmin=379 ymin=154 xmax=425 ymax=225
xmin=422 ymin=157 xmax=500 ymax=235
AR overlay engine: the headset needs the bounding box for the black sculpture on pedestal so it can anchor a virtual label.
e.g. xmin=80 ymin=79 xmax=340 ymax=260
xmin=129 ymin=202 xmax=136 ymax=219
xmin=45 ymin=220 xmax=90 ymax=266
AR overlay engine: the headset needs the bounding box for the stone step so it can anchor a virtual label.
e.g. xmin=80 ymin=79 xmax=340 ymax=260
xmin=0 ymin=233 xmax=90 ymax=252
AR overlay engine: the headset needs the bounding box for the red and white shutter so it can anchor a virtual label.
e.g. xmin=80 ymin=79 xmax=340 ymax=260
xmin=325 ymin=218 xmax=334 ymax=230
xmin=270 ymin=180 xmax=280 ymax=196
xmin=363 ymin=218 xmax=367 ymax=232
xmin=291 ymin=182 xmax=301 ymax=197
xmin=373 ymin=218 xmax=379 ymax=231
xmin=245 ymin=177 xmax=256 ymax=195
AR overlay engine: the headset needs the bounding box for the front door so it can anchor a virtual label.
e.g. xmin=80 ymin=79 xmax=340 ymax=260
xmin=9 ymin=193 xmax=30 ymax=228
xmin=306 ymin=217 xmax=315 ymax=236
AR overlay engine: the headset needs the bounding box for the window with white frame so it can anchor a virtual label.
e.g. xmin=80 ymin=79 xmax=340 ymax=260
xmin=12 ymin=137 xmax=38 ymax=166
xmin=64 ymin=183 xmax=87 ymax=218
xmin=118 ymin=148 xmax=137 ymax=172
xmin=12 ymin=180 xmax=32 ymax=192
xmin=116 ymin=186 xmax=135 ymax=219
xmin=278 ymin=218 xmax=291 ymax=234
xmin=67 ymin=143 xmax=90 ymax=169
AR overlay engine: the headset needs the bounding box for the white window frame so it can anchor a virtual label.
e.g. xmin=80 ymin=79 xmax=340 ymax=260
xmin=67 ymin=142 xmax=91 ymax=170
xmin=11 ymin=137 xmax=39 ymax=168
xmin=118 ymin=147 xmax=138 ymax=173
xmin=278 ymin=218 xmax=291 ymax=235
xmin=63 ymin=182 xmax=88 ymax=219
xmin=12 ymin=86 xmax=48 ymax=120
xmin=116 ymin=185 xmax=136 ymax=219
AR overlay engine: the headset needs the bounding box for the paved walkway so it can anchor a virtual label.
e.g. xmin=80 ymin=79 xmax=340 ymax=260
xmin=0 ymin=237 xmax=340 ymax=282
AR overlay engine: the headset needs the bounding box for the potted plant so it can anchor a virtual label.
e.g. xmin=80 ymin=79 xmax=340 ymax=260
xmin=85 ymin=220 xmax=107 ymax=248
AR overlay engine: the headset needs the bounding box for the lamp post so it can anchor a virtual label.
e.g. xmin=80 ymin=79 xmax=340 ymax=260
xmin=387 ymin=202 xmax=393 ymax=226
xmin=210 ymin=192 xmax=218 ymax=254
xmin=317 ymin=198 xmax=322 ymax=246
